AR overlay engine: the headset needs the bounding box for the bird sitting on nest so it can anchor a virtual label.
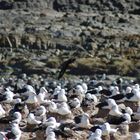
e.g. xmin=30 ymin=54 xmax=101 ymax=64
xmin=52 ymin=89 xmax=68 ymax=103
xmin=0 ymin=88 xmax=14 ymax=103
xmin=25 ymin=90 xmax=39 ymax=111
xmin=0 ymin=104 xmax=6 ymax=119
xmin=37 ymin=87 xmax=50 ymax=104
xmin=108 ymin=113 xmax=131 ymax=125
xmin=96 ymin=99 xmax=117 ymax=109
xmin=68 ymin=97 xmax=81 ymax=109
xmin=0 ymin=112 xmax=22 ymax=124
xmin=47 ymin=101 xmax=58 ymax=114
xmin=31 ymin=105 xmax=47 ymax=122
xmin=73 ymin=113 xmax=92 ymax=129
xmin=82 ymin=93 xmax=98 ymax=107
xmin=46 ymin=131 xmax=56 ymax=140
xmin=1 ymin=122 xmax=22 ymax=140
xmin=90 ymin=122 xmax=118 ymax=136
xmin=26 ymin=112 xmax=42 ymax=131
xmin=57 ymin=102 xmax=71 ymax=115
xmin=132 ymin=133 xmax=140 ymax=140
xmin=88 ymin=129 xmax=102 ymax=140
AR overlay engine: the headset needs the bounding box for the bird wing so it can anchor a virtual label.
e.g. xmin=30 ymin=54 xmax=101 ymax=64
xmin=126 ymin=93 xmax=135 ymax=99
xmin=58 ymin=58 xmax=76 ymax=80
xmin=74 ymin=115 xmax=82 ymax=124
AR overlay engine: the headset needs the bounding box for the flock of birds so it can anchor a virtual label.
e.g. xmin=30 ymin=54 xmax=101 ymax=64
xmin=0 ymin=74 xmax=140 ymax=140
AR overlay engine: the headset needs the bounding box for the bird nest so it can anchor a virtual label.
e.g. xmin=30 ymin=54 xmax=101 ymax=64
xmin=129 ymin=121 xmax=140 ymax=132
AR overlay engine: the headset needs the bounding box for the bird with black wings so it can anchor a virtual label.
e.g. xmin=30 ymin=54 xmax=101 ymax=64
xmin=57 ymin=45 xmax=94 ymax=80
xmin=57 ymin=57 xmax=76 ymax=80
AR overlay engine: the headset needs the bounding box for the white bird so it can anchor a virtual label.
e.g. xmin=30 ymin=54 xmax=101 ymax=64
xmin=109 ymin=105 xmax=123 ymax=117
xmin=107 ymin=99 xmax=117 ymax=109
xmin=122 ymin=113 xmax=131 ymax=124
xmin=69 ymin=98 xmax=81 ymax=108
xmin=88 ymin=129 xmax=102 ymax=140
xmin=9 ymin=122 xmax=22 ymax=140
xmin=132 ymin=133 xmax=140 ymax=140
xmin=101 ymin=122 xmax=118 ymax=136
xmin=57 ymin=89 xmax=67 ymax=102
xmin=12 ymin=112 xmax=22 ymax=124
xmin=46 ymin=131 xmax=57 ymax=140
xmin=25 ymin=91 xmax=38 ymax=104
xmin=0 ymin=132 xmax=6 ymax=140
xmin=27 ymin=113 xmax=41 ymax=125
xmin=74 ymin=85 xmax=86 ymax=102
xmin=0 ymin=88 xmax=14 ymax=103
xmin=20 ymin=85 xmax=36 ymax=97
xmin=48 ymin=101 xmax=58 ymax=113
xmin=125 ymin=107 xmax=133 ymax=115
xmin=53 ymin=86 xmax=61 ymax=96
xmin=0 ymin=104 xmax=5 ymax=118
xmin=45 ymin=126 xmax=55 ymax=136
xmin=37 ymin=87 xmax=49 ymax=104
xmin=82 ymin=83 xmax=88 ymax=94
xmin=34 ymin=106 xmax=47 ymax=121
xmin=112 ymin=86 xmax=120 ymax=96
xmin=134 ymin=84 xmax=140 ymax=92
xmin=125 ymin=86 xmax=132 ymax=94
xmin=57 ymin=102 xmax=71 ymax=115
xmin=74 ymin=113 xmax=91 ymax=128
xmin=85 ymin=93 xmax=98 ymax=104
xmin=125 ymin=89 xmax=140 ymax=102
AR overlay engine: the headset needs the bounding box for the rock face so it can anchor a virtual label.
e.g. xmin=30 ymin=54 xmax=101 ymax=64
xmin=0 ymin=0 xmax=139 ymax=77
xmin=0 ymin=0 xmax=140 ymax=13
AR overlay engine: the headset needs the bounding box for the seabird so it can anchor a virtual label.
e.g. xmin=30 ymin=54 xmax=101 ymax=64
xmin=88 ymin=129 xmax=102 ymax=140
xmin=82 ymin=93 xmax=98 ymax=107
xmin=70 ymin=84 xmax=85 ymax=103
xmin=57 ymin=102 xmax=71 ymax=115
xmin=0 ymin=88 xmax=14 ymax=103
xmin=34 ymin=117 xmax=60 ymax=132
xmin=33 ymin=105 xmax=47 ymax=122
xmin=25 ymin=91 xmax=38 ymax=104
xmin=48 ymin=101 xmax=58 ymax=113
xmin=108 ymin=113 xmax=131 ymax=125
xmin=53 ymin=86 xmax=61 ymax=96
xmin=15 ymin=84 xmax=35 ymax=97
xmin=112 ymin=86 xmax=120 ymax=95
xmin=37 ymin=87 xmax=50 ymax=104
xmin=90 ymin=122 xmax=118 ymax=135
xmin=109 ymin=104 xmax=123 ymax=117
xmin=0 ymin=132 xmax=6 ymax=140
xmin=99 ymin=89 xmax=112 ymax=97
xmin=5 ymin=122 xmax=21 ymax=140
xmin=125 ymin=89 xmax=140 ymax=102
xmin=9 ymin=102 xmax=27 ymax=115
xmin=132 ymin=133 xmax=140 ymax=140
xmin=12 ymin=112 xmax=22 ymax=124
xmin=57 ymin=58 xmax=76 ymax=80
xmin=101 ymin=122 xmax=118 ymax=135
xmin=81 ymin=83 xmax=88 ymax=94
xmin=0 ymin=104 xmax=5 ymax=118
xmin=68 ymin=98 xmax=81 ymax=109
xmin=46 ymin=131 xmax=56 ymax=140
xmin=109 ymin=93 xmax=125 ymax=102
xmin=27 ymin=113 xmax=42 ymax=125
xmin=96 ymin=99 xmax=117 ymax=109
xmin=74 ymin=113 xmax=91 ymax=128
xmin=53 ymin=89 xmax=67 ymax=102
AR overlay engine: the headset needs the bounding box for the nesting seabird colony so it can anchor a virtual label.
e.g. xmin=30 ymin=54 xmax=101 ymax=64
xmin=0 ymin=74 xmax=139 ymax=140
